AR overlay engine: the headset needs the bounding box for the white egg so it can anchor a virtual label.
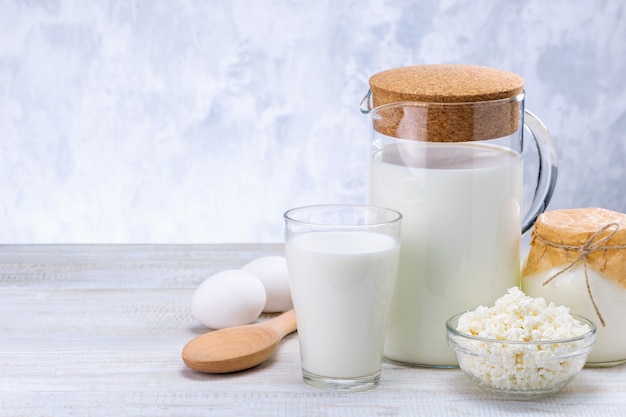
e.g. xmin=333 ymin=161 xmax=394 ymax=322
xmin=191 ymin=269 xmax=266 ymax=329
xmin=242 ymin=256 xmax=293 ymax=313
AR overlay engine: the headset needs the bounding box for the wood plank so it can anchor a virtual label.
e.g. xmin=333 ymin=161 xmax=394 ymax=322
xmin=1 ymin=244 xmax=625 ymax=416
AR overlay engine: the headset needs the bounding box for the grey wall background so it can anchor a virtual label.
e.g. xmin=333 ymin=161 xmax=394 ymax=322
xmin=1 ymin=0 xmax=625 ymax=243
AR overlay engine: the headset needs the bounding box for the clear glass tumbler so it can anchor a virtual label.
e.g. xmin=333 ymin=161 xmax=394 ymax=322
xmin=284 ymin=204 xmax=402 ymax=391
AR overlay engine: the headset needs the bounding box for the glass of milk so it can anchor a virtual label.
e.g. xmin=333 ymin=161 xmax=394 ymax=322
xmin=284 ymin=204 xmax=402 ymax=391
xmin=363 ymin=96 xmax=558 ymax=367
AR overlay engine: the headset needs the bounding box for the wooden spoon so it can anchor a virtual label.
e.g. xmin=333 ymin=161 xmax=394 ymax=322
xmin=182 ymin=309 xmax=297 ymax=373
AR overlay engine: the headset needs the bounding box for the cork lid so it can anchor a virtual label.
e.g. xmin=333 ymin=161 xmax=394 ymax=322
xmin=369 ymin=64 xmax=524 ymax=106
xmin=367 ymin=64 xmax=525 ymax=142
xmin=523 ymin=208 xmax=626 ymax=288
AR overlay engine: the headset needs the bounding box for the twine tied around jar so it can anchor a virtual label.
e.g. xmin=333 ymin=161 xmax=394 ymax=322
xmin=534 ymin=222 xmax=626 ymax=328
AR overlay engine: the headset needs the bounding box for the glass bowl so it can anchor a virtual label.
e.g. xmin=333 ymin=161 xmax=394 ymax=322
xmin=446 ymin=313 xmax=596 ymax=399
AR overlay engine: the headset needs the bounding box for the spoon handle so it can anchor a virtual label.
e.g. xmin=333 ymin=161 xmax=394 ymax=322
xmin=261 ymin=309 xmax=297 ymax=338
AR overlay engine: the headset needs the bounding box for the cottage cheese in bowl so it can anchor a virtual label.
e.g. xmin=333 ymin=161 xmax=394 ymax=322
xmin=446 ymin=287 xmax=596 ymax=398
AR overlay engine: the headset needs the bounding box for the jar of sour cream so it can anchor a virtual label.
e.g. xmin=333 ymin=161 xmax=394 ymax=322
xmin=522 ymin=208 xmax=626 ymax=367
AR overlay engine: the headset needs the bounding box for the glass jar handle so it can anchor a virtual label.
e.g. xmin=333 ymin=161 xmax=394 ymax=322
xmin=522 ymin=110 xmax=558 ymax=234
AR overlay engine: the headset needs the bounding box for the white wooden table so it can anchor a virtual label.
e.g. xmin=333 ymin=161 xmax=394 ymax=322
xmin=1 ymin=244 xmax=625 ymax=416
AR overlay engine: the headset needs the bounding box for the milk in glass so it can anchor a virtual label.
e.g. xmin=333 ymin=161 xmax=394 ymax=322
xmin=369 ymin=141 xmax=522 ymax=366
xmin=285 ymin=230 xmax=400 ymax=378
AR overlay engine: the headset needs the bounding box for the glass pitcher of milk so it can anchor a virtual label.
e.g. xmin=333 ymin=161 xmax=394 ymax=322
xmin=360 ymin=65 xmax=558 ymax=367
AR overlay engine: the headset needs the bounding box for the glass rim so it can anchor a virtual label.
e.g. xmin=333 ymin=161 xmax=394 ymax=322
xmin=283 ymin=204 xmax=402 ymax=228
xmin=446 ymin=312 xmax=597 ymax=345
xmin=368 ymin=92 xmax=524 ymax=115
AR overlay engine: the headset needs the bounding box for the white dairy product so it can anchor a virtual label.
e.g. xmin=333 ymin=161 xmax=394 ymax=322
xmin=451 ymin=287 xmax=593 ymax=392
xmin=285 ymin=230 xmax=400 ymax=378
xmin=523 ymin=264 xmax=626 ymax=365
xmin=456 ymin=287 xmax=590 ymax=341
xmin=369 ymin=141 xmax=522 ymax=366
